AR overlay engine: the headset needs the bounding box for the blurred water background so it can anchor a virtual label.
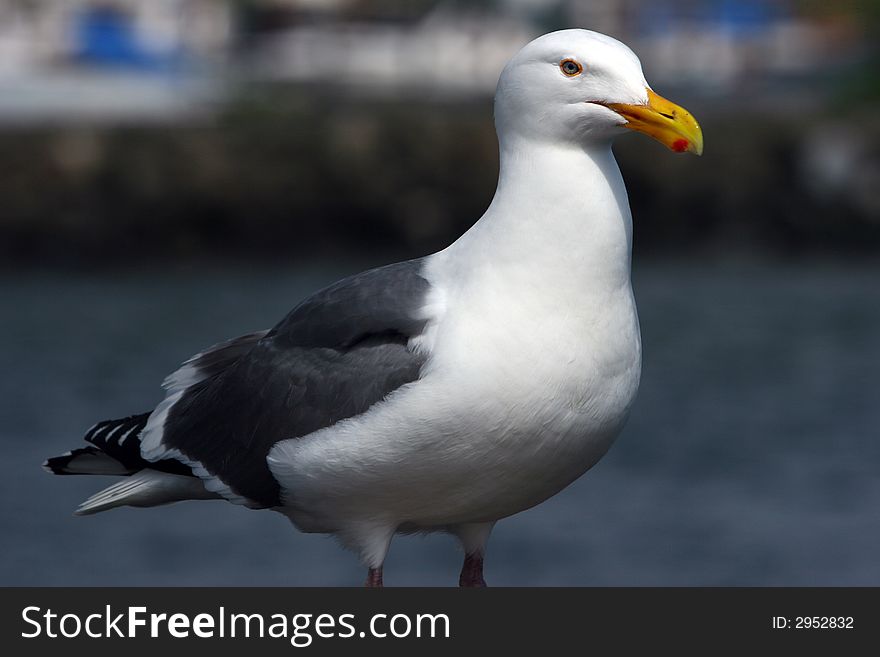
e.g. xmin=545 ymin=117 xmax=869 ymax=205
xmin=1 ymin=0 xmax=879 ymax=585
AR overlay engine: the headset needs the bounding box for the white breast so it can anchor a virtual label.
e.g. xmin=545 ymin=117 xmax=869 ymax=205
xmin=269 ymin=264 xmax=641 ymax=531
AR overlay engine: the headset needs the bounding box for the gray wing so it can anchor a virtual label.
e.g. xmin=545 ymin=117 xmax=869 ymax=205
xmin=141 ymin=259 xmax=431 ymax=508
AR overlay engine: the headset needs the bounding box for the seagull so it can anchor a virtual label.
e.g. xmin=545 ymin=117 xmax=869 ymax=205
xmin=44 ymin=29 xmax=702 ymax=587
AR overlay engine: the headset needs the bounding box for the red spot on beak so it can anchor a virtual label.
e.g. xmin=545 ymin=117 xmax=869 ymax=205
xmin=672 ymin=139 xmax=689 ymax=152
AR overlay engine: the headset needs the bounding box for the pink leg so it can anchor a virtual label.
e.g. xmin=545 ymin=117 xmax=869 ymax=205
xmin=459 ymin=552 xmax=487 ymax=587
xmin=365 ymin=567 xmax=383 ymax=587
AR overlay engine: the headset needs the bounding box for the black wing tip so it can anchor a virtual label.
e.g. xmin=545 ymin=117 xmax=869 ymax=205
xmin=43 ymin=448 xmax=93 ymax=475
xmin=84 ymin=413 xmax=150 ymax=446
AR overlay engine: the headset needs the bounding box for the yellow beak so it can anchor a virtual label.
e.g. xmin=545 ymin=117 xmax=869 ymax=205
xmin=601 ymin=89 xmax=703 ymax=155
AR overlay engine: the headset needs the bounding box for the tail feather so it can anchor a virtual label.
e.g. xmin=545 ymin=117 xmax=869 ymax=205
xmin=75 ymin=470 xmax=220 ymax=516
xmin=46 ymin=412 xmax=210 ymax=515
xmin=44 ymin=412 xmax=192 ymax=478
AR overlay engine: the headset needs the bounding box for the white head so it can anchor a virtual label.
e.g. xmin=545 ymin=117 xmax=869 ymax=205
xmin=495 ymin=29 xmax=703 ymax=155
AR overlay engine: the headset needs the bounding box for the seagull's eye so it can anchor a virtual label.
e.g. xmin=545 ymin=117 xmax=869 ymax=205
xmin=560 ymin=59 xmax=583 ymax=77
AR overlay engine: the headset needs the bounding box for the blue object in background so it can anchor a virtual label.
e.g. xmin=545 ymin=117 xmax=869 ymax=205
xmin=712 ymin=0 xmax=788 ymax=36
xmin=74 ymin=6 xmax=182 ymax=71
xmin=639 ymin=0 xmax=791 ymax=37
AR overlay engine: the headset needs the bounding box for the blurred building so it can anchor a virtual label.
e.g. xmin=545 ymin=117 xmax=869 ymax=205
xmin=0 ymin=0 xmax=231 ymax=123
xmin=0 ymin=0 xmax=870 ymax=123
xmin=246 ymin=4 xmax=536 ymax=97
xmin=234 ymin=0 xmax=868 ymax=103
